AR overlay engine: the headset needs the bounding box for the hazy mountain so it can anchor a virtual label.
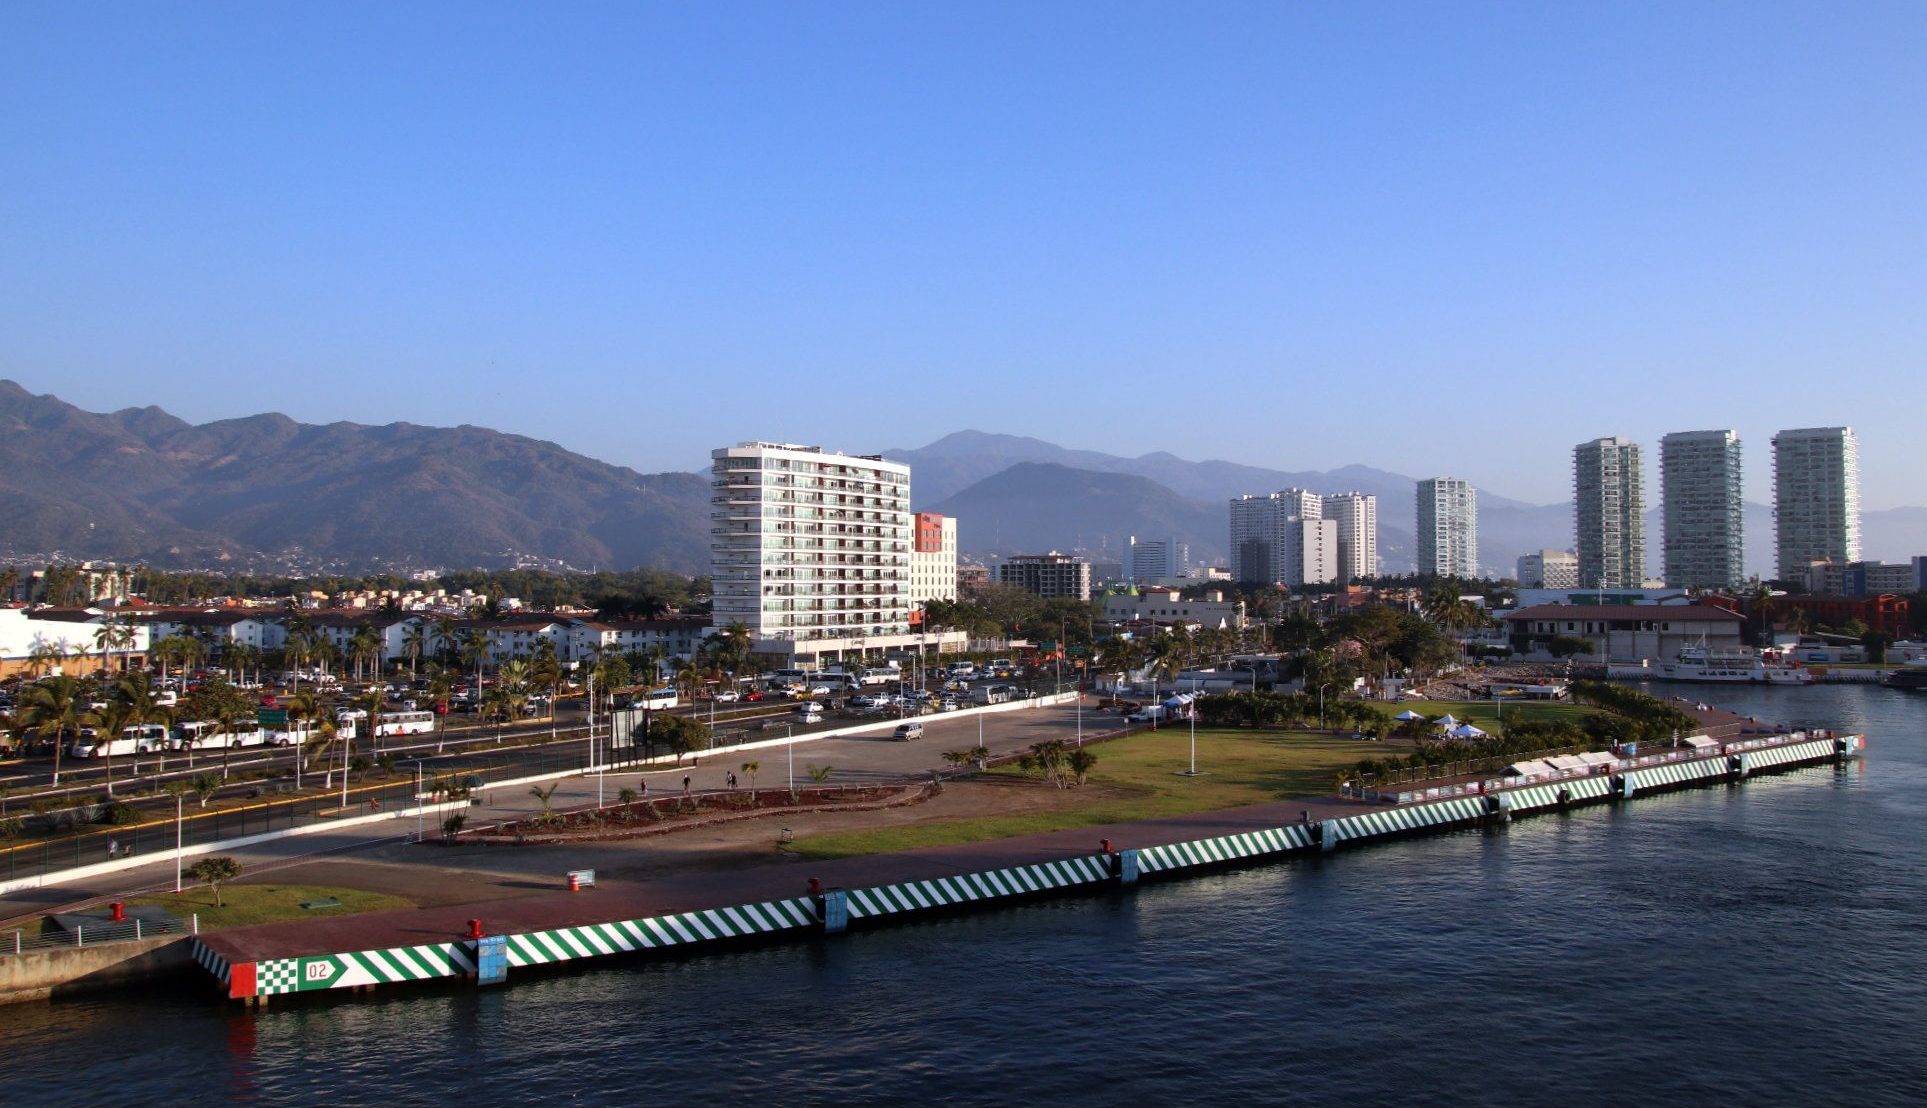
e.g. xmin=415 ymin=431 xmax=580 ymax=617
xmin=0 ymin=380 xmax=710 ymax=573
xmin=5 ymin=385 xmax=1918 ymax=584
xmin=925 ymin=462 xmax=1228 ymax=564
xmin=886 ymin=430 xmax=1537 ymax=510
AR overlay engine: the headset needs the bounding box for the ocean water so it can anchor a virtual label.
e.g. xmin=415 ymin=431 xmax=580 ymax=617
xmin=4 ymin=683 xmax=1923 ymax=1106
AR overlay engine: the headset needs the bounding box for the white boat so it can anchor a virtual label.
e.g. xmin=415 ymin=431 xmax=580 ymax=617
xmin=1653 ymin=644 xmax=1812 ymax=685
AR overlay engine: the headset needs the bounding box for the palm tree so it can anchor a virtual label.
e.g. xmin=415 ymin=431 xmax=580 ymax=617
xmin=401 ymin=621 xmax=427 ymax=680
xmin=348 ymin=625 xmax=382 ymax=685
xmin=528 ymin=646 xmax=563 ymax=740
xmin=93 ymin=616 xmax=135 ymax=679
xmin=114 ymin=670 xmax=167 ymax=787
xmin=432 ymin=616 xmax=459 ymax=667
xmin=359 ymin=683 xmax=386 ymax=754
xmin=20 ymin=676 xmax=85 ymax=786
xmin=459 ymin=628 xmax=491 ymax=699
xmin=82 ymin=698 xmax=137 ymax=799
xmin=529 ymin=782 xmax=561 ymax=823
xmin=228 ymin=642 xmax=260 ymax=689
xmin=740 ymin=760 xmax=760 ymax=802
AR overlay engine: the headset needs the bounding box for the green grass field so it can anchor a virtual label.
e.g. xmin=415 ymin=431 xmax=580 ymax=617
xmin=132 ymin=883 xmax=415 ymax=930
xmin=789 ymin=729 xmax=1376 ymax=860
xmin=1399 ymin=699 xmax=1599 ymax=735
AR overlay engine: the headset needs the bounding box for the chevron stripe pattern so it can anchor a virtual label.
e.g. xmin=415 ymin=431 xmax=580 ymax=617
xmin=1630 ymin=758 xmax=1733 ymax=792
xmin=1329 ymin=796 xmax=1487 ymax=842
xmin=1745 ymin=738 xmax=1839 ymax=771
xmin=1135 ymin=825 xmax=1315 ymax=874
xmin=1500 ymin=775 xmax=1615 ymax=812
xmin=255 ymin=942 xmax=478 ymax=996
xmin=504 ymin=898 xmax=818 ymax=968
xmin=190 ymin=939 xmax=230 ymax=986
xmin=845 ymin=855 xmax=1112 ymax=919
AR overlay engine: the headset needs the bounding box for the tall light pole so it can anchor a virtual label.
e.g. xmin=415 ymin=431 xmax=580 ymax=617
xmin=1319 ymin=683 xmax=1331 ymax=732
xmin=173 ymin=790 xmax=184 ymax=893
xmin=786 ymin=724 xmax=795 ymax=796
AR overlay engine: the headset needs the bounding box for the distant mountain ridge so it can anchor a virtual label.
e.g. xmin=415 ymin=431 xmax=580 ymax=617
xmin=0 ymin=380 xmax=709 ymax=573
xmin=3 ymin=386 xmax=1919 ymax=581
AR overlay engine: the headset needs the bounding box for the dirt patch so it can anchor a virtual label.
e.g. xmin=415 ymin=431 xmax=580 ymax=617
xmin=237 ymin=777 xmax=1126 ymax=901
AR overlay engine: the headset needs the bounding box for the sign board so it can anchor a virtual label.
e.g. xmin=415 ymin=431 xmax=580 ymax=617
xmin=257 ymin=709 xmax=290 ymax=727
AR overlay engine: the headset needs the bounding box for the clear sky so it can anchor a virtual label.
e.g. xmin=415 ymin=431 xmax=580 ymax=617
xmin=3 ymin=2 xmax=1922 ymax=508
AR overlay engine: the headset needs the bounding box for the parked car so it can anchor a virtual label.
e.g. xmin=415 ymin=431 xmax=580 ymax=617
xmin=713 ymin=690 xmax=741 ymax=703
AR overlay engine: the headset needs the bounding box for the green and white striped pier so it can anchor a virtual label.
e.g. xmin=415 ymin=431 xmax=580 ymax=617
xmin=195 ymin=730 xmax=1862 ymax=1004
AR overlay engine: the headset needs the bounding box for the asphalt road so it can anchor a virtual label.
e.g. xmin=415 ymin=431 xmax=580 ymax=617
xmin=0 ymin=697 xmax=1122 ymax=924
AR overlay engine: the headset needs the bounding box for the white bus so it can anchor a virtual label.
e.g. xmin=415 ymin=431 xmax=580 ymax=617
xmin=70 ymin=724 xmax=169 ymax=758
xmin=172 ymin=719 xmax=264 ymax=751
xmin=375 ymin=710 xmax=436 ymax=737
xmin=634 ymin=688 xmax=679 ymax=711
xmin=859 ymin=668 xmax=898 ymax=687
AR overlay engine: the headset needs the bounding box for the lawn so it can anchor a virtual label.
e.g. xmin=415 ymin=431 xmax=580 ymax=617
xmin=789 ymin=729 xmax=1381 ymax=860
xmin=1396 ymin=699 xmax=1599 ymax=736
xmin=131 ymin=883 xmax=415 ymax=930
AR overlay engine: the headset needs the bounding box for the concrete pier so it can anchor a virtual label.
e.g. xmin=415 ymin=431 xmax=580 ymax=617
xmin=188 ymin=728 xmax=1863 ymax=1003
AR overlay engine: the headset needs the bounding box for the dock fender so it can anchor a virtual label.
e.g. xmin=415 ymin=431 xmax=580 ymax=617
xmin=1482 ymin=794 xmax=1502 ymax=815
xmin=1614 ymin=773 xmax=1634 ymax=800
xmin=1317 ymin=819 xmax=1339 ymax=852
xmin=1727 ymin=755 xmax=1745 ymax=778
xmin=1117 ymin=848 xmax=1140 ymax=886
xmin=1555 ymin=787 xmax=1572 ymax=809
xmin=1493 ymin=793 xmax=1514 ymax=823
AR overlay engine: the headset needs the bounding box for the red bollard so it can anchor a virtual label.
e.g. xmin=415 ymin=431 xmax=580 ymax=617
xmin=110 ymin=901 xmax=126 ymax=922
xmin=1101 ymin=838 xmax=1113 ymax=854
xmin=467 ymin=918 xmax=484 ymax=940
xmin=568 ymin=873 xmax=581 ymax=892
xmin=807 ymin=877 xmax=824 ymax=896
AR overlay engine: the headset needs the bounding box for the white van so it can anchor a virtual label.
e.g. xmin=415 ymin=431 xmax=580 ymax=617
xmin=892 ymin=720 xmax=923 ymax=741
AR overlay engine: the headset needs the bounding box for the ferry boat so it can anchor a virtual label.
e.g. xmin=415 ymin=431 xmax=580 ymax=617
xmin=1651 ymin=644 xmax=1813 ymax=685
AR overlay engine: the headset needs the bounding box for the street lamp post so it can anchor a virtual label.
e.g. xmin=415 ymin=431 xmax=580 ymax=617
xmin=173 ymin=791 xmax=184 ymax=893
xmin=1319 ymin=683 xmax=1331 ymax=732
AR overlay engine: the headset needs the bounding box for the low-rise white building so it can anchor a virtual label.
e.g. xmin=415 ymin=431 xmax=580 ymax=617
xmin=1101 ymin=590 xmax=1246 ymax=631
xmin=1501 ymin=603 xmax=1743 ymax=663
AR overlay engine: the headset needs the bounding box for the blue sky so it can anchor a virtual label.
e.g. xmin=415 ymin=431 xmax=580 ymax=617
xmin=3 ymin=2 xmax=1922 ymax=508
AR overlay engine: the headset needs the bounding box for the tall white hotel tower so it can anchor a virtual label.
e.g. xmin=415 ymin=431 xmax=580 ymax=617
xmin=1660 ymin=429 xmax=1743 ymax=590
xmin=710 ymin=442 xmax=916 ymax=666
xmin=1772 ymin=426 xmax=1860 ymax=583
xmin=1573 ymin=437 xmax=1645 ymax=589
xmin=1416 ymin=478 xmax=1478 ymax=578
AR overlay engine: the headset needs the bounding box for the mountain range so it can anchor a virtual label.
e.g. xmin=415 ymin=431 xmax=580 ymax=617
xmin=3 ymin=381 xmax=1922 ymax=582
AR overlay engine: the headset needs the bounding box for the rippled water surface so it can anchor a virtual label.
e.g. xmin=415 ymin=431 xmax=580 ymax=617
xmin=5 ymin=684 xmax=1924 ymax=1106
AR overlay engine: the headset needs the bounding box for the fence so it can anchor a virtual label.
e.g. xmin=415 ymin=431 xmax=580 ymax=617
xmin=6 ymin=913 xmax=198 ymax=957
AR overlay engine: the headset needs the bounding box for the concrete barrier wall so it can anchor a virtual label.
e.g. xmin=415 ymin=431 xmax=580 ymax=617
xmin=0 ymin=800 xmax=470 ymax=897
xmin=0 ymin=935 xmax=193 ymax=1004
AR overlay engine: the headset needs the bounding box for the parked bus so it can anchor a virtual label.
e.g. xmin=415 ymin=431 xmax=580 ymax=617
xmin=375 ymin=710 xmax=436 ymax=737
xmin=70 ymin=724 xmax=169 ymax=759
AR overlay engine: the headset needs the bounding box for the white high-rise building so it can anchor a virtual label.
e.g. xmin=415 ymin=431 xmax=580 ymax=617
xmin=1416 ymin=478 xmax=1478 ymax=577
xmin=1229 ymin=490 xmax=1335 ymax=587
xmin=1660 ymin=430 xmax=1743 ymax=590
xmin=1773 ymin=426 xmax=1860 ymax=582
xmin=909 ymin=513 xmax=957 ymax=606
xmin=1126 ymin=535 xmax=1188 ymax=581
xmin=1320 ymin=492 xmax=1379 ymax=584
xmin=1573 ymin=437 xmax=1645 ymax=589
xmin=1517 ymin=549 xmax=1579 ymax=589
xmin=713 ymin=441 xmax=957 ymax=666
